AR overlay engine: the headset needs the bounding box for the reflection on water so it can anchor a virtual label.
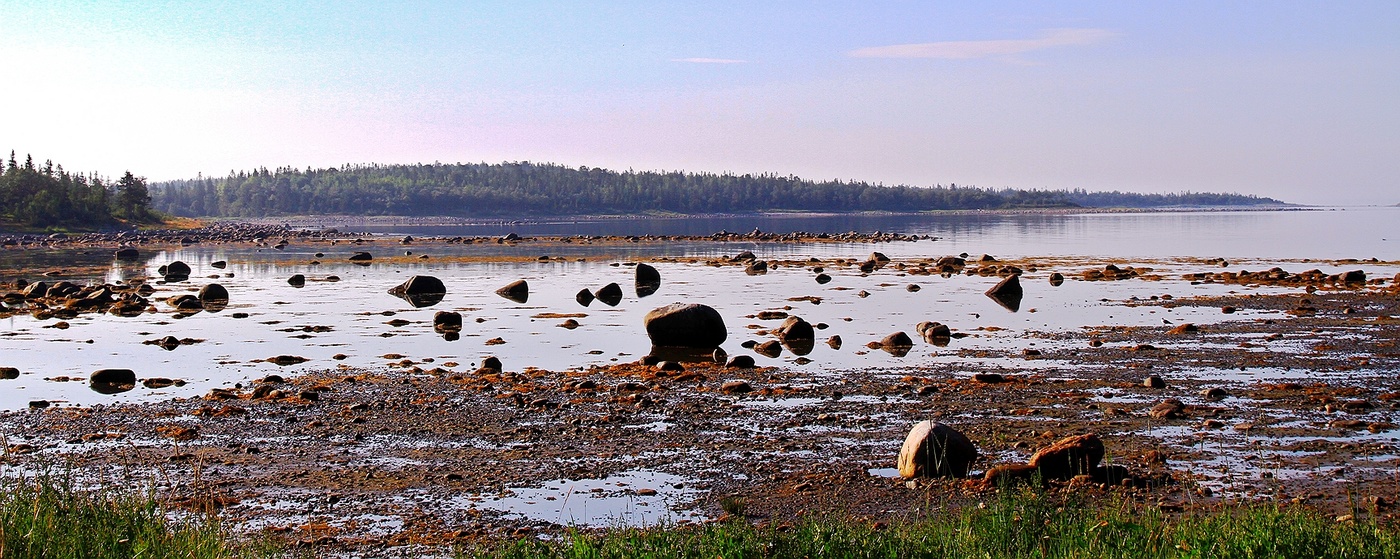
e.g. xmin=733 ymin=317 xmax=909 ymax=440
xmin=0 ymin=209 xmax=1397 ymax=410
xmin=334 ymin=207 xmax=1399 ymax=260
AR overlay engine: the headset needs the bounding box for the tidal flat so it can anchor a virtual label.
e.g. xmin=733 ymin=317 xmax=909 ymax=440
xmin=1 ymin=224 xmax=1399 ymax=555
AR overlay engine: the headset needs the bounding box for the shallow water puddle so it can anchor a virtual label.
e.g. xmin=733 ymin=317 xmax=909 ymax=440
xmin=451 ymin=469 xmax=705 ymax=527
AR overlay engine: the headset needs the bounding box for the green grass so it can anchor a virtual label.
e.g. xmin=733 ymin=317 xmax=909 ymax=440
xmin=0 ymin=470 xmax=273 ymax=559
xmin=465 ymin=487 xmax=1400 ymax=559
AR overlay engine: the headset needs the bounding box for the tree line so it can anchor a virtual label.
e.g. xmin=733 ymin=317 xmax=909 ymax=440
xmin=148 ymin=162 xmax=1285 ymax=218
xmin=0 ymin=152 xmax=155 ymax=229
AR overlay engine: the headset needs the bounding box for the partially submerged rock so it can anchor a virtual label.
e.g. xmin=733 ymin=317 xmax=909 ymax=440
xmin=643 ymin=303 xmax=727 ymax=349
xmin=496 ymin=280 xmax=529 ymax=304
xmin=984 ymin=274 xmax=1023 ymax=312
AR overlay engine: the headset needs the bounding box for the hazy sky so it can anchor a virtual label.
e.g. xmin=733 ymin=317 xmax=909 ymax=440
xmin=2 ymin=1 xmax=1397 ymax=205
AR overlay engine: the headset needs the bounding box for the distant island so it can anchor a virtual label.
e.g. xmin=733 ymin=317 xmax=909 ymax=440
xmin=2 ymin=153 xmax=1291 ymax=231
xmin=148 ymin=161 xmax=1287 ymax=218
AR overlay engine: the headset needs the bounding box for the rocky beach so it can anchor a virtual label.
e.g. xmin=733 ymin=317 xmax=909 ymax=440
xmin=2 ymin=224 xmax=1399 ymax=556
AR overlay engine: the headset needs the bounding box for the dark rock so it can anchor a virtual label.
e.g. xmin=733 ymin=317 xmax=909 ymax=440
xmin=725 ymin=355 xmax=756 ymax=368
xmin=1142 ymin=375 xmax=1166 ymax=389
xmin=348 ymin=252 xmax=373 ymax=262
xmin=982 ymin=464 xmax=1039 ymax=487
xmin=776 ymin=316 xmax=814 ymax=340
xmin=575 ymin=288 xmax=595 ymax=307
xmin=595 ymin=283 xmax=623 ymax=306
xmin=985 ymin=274 xmax=1023 ymax=312
xmin=815 ymin=273 xmax=831 ymax=284
xmin=897 ymin=421 xmax=978 ymax=478
xmin=657 ymin=361 xmax=685 ymax=372
xmin=826 ymin=335 xmax=842 ymax=349
xmin=1167 ymin=323 xmax=1198 ymax=335
xmin=163 ymin=261 xmax=192 ymax=279
xmin=1028 ymin=434 xmax=1105 ymax=481
xmin=288 ymin=274 xmax=306 ymax=287
xmin=643 ymin=303 xmax=727 ymax=348
xmin=720 ymin=380 xmax=753 ymax=394
xmin=745 ymin=260 xmax=768 ymax=275
xmin=434 ymin=311 xmax=463 ymax=333
xmin=496 ymin=280 xmax=529 ymax=304
xmin=1342 ymin=270 xmax=1366 ymax=284
xmin=1200 ymin=387 xmax=1229 ymax=400
xmin=90 ymin=369 xmax=137 ymax=394
xmin=389 ymin=275 xmax=446 ymax=296
xmin=268 ymin=355 xmax=309 ymax=366
xmin=635 ymin=263 xmax=661 ymax=297
xmin=972 ymin=373 xmax=1006 ymax=383
xmin=211 ymin=260 xmax=227 ymax=269
xmin=114 ymin=247 xmax=140 ymax=260
xmin=881 ymin=331 xmax=914 ymax=348
xmin=0 ymin=367 xmax=19 ymax=379
xmin=1149 ymin=399 xmax=1187 ymax=419
xmin=21 ymin=281 xmax=49 ymax=298
xmin=916 ymin=321 xmax=952 ymax=341
xmin=753 ymin=340 xmax=783 ymax=358
xmin=480 ymin=356 xmax=503 ymax=373
xmin=198 ymin=283 xmax=229 ymax=303
xmin=1048 ymin=272 xmax=1065 ymax=286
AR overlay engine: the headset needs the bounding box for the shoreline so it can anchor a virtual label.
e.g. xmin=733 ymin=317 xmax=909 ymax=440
xmin=229 ymin=205 xmax=1316 ymax=228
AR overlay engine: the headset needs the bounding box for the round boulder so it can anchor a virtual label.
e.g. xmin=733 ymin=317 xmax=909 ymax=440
xmin=198 ymin=283 xmax=230 ymax=303
xmin=643 ymin=303 xmax=727 ymax=349
xmin=897 ymin=421 xmax=979 ymax=478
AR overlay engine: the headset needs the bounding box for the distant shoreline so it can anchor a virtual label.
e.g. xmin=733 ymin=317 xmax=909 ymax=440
xmin=225 ymin=205 xmax=1319 ymax=229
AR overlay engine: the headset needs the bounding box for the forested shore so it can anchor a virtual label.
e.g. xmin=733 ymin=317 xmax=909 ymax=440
xmin=149 ymin=162 xmax=1286 ymax=218
xmin=0 ymin=152 xmax=157 ymax=230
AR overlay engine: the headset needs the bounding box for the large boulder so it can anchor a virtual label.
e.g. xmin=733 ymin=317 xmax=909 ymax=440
xmin=1028 ymin=434 xmax=1105 ymax=481
xmin=575 ymin=288 xmax=595 ymax=307
xmin=90 ymin=369 xmax=137 ymax=394
xmin=348 ymin=252 xmax=373 ymax=262
xmin=985 ymin=274 xmax=1023 ymax=312
xmin=198 ymin=283 xmax=230 ymax=302
xmin=389 ymin=275 xmax=446 ymax=296
xmin=635 ymin=263 xmax=661 ymax=297
xmin=897 ymin=421 xmax=978 ymax=478
xmin=643 ymin=303 xmax=727 ymax=349
xmin=496 ymin=280 xmax=529 ymax=304
xmin=595 ymin=283 xmax=623 ymax=306
xmin=163 ymin=261 xmax=192 ymax=279
xmin=777 ymin=316 xmax=814 ymax=340
xmin=114 ymin=247 xmax=140 ymax=261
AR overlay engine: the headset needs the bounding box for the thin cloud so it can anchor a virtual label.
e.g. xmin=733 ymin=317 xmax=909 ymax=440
xmin=849 ymin=28 xmax=1116 ymax=59
xmin=671 ymin=57 xmax=746 ymax=64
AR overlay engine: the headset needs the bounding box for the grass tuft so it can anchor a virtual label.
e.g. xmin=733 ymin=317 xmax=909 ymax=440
xmin=462 ymin=486 xmax=1400 ymax=559
xmin=0 ymin=469 xmax=272 ymax=559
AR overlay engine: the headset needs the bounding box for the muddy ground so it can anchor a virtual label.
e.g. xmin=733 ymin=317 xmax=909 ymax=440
xmin=2 ymin=233 xmax=1400 ymax=556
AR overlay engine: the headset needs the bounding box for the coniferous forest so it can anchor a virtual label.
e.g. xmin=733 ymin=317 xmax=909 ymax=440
xmin=0 ymin=152 xmax=155 ymax=229
xmin=148 ymin=162 xmax=1286 ymax=218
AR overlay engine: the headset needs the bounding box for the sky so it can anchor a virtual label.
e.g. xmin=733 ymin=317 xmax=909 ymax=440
xmin=1 ymin=1 xmax=1397 ymax=205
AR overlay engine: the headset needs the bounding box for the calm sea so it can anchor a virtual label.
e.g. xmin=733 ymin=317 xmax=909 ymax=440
xmin=338 ymin=207 xmax=1399 ymax=260
xmin=1 ymin=207 xmax=1396 ymax=410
